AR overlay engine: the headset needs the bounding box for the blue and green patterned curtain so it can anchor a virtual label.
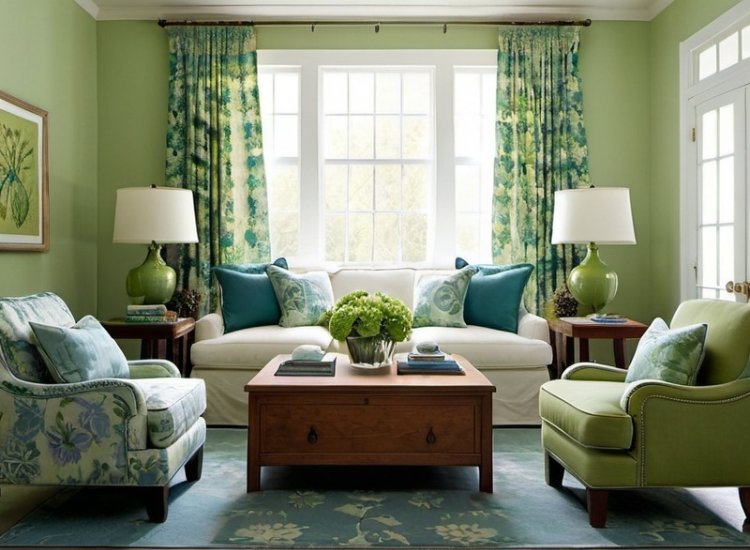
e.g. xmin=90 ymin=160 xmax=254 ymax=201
xmin=165 ymin=26 xmax=270 ymax=314
xmin=493 ymin=26 xmax=589 ymax=315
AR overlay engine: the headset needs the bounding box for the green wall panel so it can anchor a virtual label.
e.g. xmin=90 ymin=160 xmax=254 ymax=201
xmin=0 ymin=0 xmax=97 ymax=319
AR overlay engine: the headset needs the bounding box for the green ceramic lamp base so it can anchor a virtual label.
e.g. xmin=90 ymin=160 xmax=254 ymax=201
xmin=568 ymin=242 xmax=618 ymax=314
xmin=125 ymin=242 xmax=176 ymax=305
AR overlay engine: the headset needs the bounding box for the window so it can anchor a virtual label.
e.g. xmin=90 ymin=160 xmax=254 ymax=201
xmin=258 ymin=50 xmax=497 ymax=266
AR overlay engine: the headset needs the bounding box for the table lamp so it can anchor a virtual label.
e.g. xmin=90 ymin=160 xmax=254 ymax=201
xmin=113 ymin=185 xmax=199 ymax=305
xmin=551 ymin=187 xmax=636 ymax=313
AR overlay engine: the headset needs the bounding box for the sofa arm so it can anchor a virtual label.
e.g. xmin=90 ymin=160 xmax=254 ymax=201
xmin=517 ymin=309 xmax=549 ymax=343
xmin=195 ymin=313 xmax=224 ymax=342
xmin=128 ymin=360 xmax=181 ymax=379
xmin=563 ymin=362 xmax=628 ymax=382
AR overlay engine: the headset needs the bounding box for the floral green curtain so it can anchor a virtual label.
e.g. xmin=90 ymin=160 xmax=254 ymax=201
xmin=492 ymin=26 xmax=589 ymax=316
xmin=165 ymin=26 xmax=270 ymax=314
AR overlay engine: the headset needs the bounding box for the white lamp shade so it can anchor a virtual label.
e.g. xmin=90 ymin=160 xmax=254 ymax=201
xmin=113 ymin=186 xmax=199 ymax=244
xmin=551 ymin=187 xmax=636 ymax=245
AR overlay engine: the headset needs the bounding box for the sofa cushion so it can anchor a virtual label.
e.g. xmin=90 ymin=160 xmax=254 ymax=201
xmin=464 ymin=264 xmax=534 ymax=333
xmin=267 ymin=266 xmax=334 ymax=327
xmin=412 ymin=266 xmax=476 ymax=328
xmin=213 ymin=269 xmax=281 ymax=332
xmin=130 ymin=377 xmax=206 ymax=449
xmin=330 ymin=268 xmax=416 ymax=305
xmin=191 ymin=325 xmax=334 ymax=368
xmin=411 ymin=324 xmax=552 ymax=367
xmin=539 ymin=379 xmax=633 ymax=450
xmin=625 ymin=317 xmax=708 ymax=386
xmin=30 ymin=316 xmax=130 ymax=383
xmin=0 ymin=292 xmax=75 ymax=383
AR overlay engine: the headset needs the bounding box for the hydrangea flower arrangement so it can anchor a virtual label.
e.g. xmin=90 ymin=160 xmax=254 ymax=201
xmin=324 ymin=290 xmax=412 ymax=343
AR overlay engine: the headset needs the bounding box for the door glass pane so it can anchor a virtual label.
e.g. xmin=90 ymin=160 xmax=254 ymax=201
xmin=701 ymin=161 xmax=717 ymax=225
xmin=701 ymin=226 xmax=718 ymax=287
xmin=702 ymin=110 xmax=718 ymax=159
xmin=719 ymin=104 xmax=735 ymax=156
xmin=719 ymin=157 xmax=735 ymax=223
xmin=719 ymin=225 xmax=735 ymax=287
xmin=743 ymin=26 xmax=750 ymax=59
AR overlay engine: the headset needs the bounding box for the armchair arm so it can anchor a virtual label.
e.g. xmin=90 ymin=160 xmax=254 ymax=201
xmin=621 ymin=376 xmax=750 ymax=415
xmin=128 ymin=360 xmax=180 ymax=379
xmin=195 ymin=312 xmax=224 ymax=342
xmin=563 ymin=362 xmax=628 ymax=382
xmin=517 ymin=309 xmax=549 ymax=343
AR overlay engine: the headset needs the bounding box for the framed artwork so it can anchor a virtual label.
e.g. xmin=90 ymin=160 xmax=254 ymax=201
xmin=0 ymin=90 xmax=49 ymax=251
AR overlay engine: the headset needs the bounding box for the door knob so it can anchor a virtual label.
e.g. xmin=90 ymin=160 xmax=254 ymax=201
xmin=726 ymin=281 xmax=750 ymax=299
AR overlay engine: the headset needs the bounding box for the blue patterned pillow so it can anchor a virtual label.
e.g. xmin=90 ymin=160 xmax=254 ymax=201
xmin=412 ymin=266 xmax=477 ymax=328
xmin=29 ymin=316 xmax=130 ymax=383
xmin=266 ymin=266 xmax=334 ymax=327
xmin=625 ymin=318 xmax=708 ymax=385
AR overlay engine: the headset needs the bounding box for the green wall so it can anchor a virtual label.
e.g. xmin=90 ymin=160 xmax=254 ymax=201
xmin=0 ymin=0 xmax=98 ymax=318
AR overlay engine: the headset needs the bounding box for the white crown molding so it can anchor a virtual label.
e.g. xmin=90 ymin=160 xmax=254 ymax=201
xmin=74 ymin=0 xmax=99 ymax=19
xmin=85 ymin=2 xmax=666 ymax=22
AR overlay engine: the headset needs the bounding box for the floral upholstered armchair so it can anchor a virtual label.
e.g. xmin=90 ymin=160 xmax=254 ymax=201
xmin=0 ymin=292 xmax=206 ymax=522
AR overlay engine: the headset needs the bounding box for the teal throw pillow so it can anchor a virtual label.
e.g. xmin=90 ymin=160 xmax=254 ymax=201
xmin=29 ymin=316 xmax=130 ymax=383
xmin=214 ymin=257 xmax=288 ymax=275
xmin=412 ymin=266 xmax=476 ymax=328
xmin=464 ymin=264 xmax=534 ymax=333
xmin=266 ymin=265 xmax=334 ymax=328
xmin=625 ymin=317 xmax=708 ymax=385
xmin=212 ymin=269 xmax=281 ymax=332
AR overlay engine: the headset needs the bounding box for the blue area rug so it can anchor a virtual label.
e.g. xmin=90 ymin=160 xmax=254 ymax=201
xmin=2 ymin=427 xmax=750 ymax=548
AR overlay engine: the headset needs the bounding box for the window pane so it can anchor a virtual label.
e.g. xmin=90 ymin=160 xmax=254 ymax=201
xmin=374 ymin=213 xmax=399 ymax=262
xmin=274 ymin=115 xmax=298 ymax=157
xmin=699 ymin=45 xmax=717 ymax=80
xmin=403 ymin=116 xmax=429 ymax=158
xmin=700 ymin=226 xmax=718 ymax=287
xmin=719 ymin=32 xmax=740 ymax=71
xmin=376 ymin=73 xmax=401 ymax=114
xmin=456 ymin=165 xmax=481 ymax=212
xmin=275 ymin=72 xmax=299 ymax=113
xmin=350 ymin=116 xmax=374 ymax=159
xmin=325 ymin=164 xmax=347 ymax=211
xmin=375 ymin=116 xmax=400 ymax=159
xmin=702 ymin=109 xmax=718 ymax=160
xmin=719 ymin=104 xmax=734 ymax=156
xmin=268 ymin=165 xmax=299 ymax=211
xmin=402 ymin=165 xmax=429 ymax=210
xmin=454 ymin=115 xmax=481 ymax=158
xmin=270 ymin=211 xmax=299 ymax=258
xmin=325 ymin=115 xmax=348 ymax=158
xmin=326 ymin=214 xmax=346 ymax=262
xmin=719 ymin=157 xmax=734 ymax=223
xmin=743 ymin=26 xmax=750 ymax=59
xmin=482 ymin=73 xmax=496 ymax=116
xmin=455 ymin=72 xmax=480 ymax=115
xmin=350 ymin=72 xmax=374 ymax=114
xmin=403 ymin=72 xmax=430 ymax=114
xmin=324 ymin=72 xmax=348 ymax=114
xmin=375 ymin=165 xmax=400 ymax=211
xmin=402 ymin=213 xmax=427 ymax=262
xmin=456 ymin=212 xmax=481 ymax=260
xmin=349 ymin=165 xmax=373 ymax=211
xmin=701 ymin=161 xmax=717 ymax=225
xmin=348 ymin=213 xmax=373 ymax=262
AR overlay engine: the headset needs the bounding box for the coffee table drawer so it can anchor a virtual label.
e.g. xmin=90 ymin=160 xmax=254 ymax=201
xmin=260 ymin=402 xmax=477 ymax=454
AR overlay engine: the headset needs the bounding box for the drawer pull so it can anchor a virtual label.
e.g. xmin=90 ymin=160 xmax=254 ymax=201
xmin=426 ymin=427 xmax=436 ymax=445
xmin=307 ymin=426 xmax=318 ymax=444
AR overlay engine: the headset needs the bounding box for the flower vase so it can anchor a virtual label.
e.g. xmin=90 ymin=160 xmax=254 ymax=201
xmin=345 ymin=336 xmax=395 ymax=367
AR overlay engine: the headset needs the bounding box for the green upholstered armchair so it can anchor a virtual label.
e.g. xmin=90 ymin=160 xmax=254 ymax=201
xmin=539 ymin=299 xmax=750 ymax=528
xmin=0 ymin=292 xmax=207 ymax=522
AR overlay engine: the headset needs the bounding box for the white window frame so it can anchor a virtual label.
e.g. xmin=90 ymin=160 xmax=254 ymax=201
xmin=258 ymin=49 xmax=497 ymax=267
xmin=680 ymin=0 xmax=750 ymax=300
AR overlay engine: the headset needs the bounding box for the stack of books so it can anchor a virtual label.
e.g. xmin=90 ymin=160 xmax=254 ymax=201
xmin=276 ymin=354 xmax=337 ymax=376
xmin=395 ymin=352 xmax=464 ymax=375
xmin=125 ymin=304 xmax=174 ymax=323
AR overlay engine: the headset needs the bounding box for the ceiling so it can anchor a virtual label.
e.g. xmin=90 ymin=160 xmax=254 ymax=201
xmin=74 ymin=0 xmax=675 ymax=22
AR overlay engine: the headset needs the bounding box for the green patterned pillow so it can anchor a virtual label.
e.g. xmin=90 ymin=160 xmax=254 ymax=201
xmin=266 ymin=266 xmax=334 ymax=328
xmin=412 ymin=266 xmax=477 ymax=328
xmin=625 ymin=318 xmax=708 ymax=385
xmin=29 ymin=316 xmax=130 ymax=383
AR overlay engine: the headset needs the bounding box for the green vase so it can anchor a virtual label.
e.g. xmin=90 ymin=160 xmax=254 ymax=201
xmin=125 ymin=243 xmax=176 ymax=305
xmin=567 ymin=243 xmax=618 ymax=313
xmin=346 ymin=336 xmax=395 ymax=367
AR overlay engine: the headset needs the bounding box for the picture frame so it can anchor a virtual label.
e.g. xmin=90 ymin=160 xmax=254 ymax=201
xmin=0 ymin=90 xmax=49 ymax=252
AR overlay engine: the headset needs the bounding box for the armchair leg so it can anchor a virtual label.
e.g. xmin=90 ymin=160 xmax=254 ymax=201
xmin=739 ymin=487 xmax=750 ymax=518
xmin=544 ymin=451 xmax=564 ymax=487
xmin=586 ymin=488 xmax=609 ymax=528
xmin=145 ymin=486 xmax=169 ymax=523
xmin=185 ymin=445 xmax=204 ymax=482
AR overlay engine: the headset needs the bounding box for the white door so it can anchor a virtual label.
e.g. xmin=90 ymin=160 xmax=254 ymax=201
xmin=691 ymin=88 xmax=748 ymax=302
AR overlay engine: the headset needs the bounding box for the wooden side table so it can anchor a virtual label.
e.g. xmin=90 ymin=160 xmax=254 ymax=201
xmin=548 ymin=317 xmax=648 ymax=378
xmin=101 ymin=318 xmax=196 ymax=377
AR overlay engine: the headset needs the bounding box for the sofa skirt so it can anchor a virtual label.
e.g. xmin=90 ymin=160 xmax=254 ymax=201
xmin=192 ymin=363 xmax=549 ymax=427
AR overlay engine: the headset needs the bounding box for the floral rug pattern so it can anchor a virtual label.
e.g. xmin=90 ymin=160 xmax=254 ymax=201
xmin=2 ymin=428 xmax=750 ymax=548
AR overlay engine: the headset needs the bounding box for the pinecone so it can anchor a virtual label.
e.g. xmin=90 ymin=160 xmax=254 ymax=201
xmin=552 ymin=285 xmax=579 ymax=318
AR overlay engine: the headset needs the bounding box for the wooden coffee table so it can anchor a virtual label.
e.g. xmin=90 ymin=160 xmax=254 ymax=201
xmin=244 ymin=353 xmax=496 ymax=493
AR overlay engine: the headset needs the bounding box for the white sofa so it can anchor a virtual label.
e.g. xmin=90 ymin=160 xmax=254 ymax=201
xmin=191 ymin=267 xmax=553 ymax=426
